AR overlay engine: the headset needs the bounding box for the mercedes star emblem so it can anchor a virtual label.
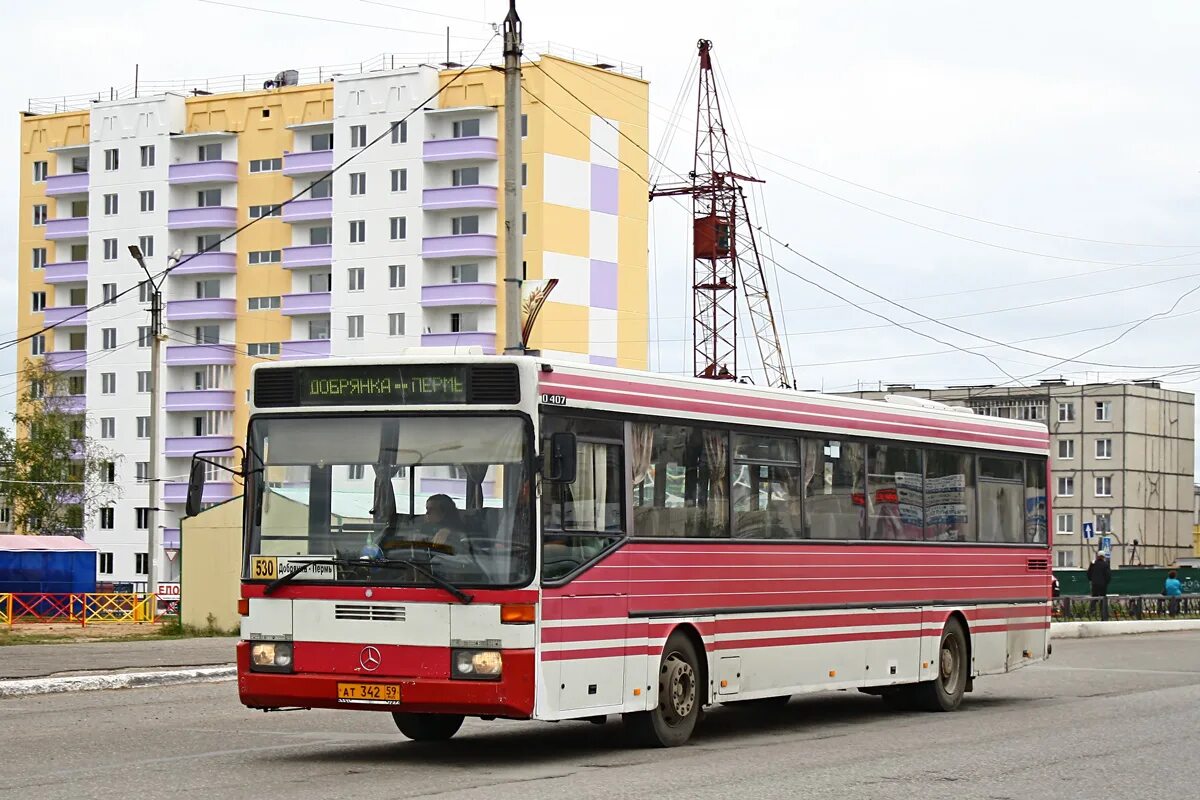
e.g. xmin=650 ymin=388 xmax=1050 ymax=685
xmin=359 ymin=645 xmax=382 ymax=672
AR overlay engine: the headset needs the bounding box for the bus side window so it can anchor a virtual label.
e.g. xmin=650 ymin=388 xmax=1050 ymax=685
xmin=632 ymin=423 xmax=729 ymax=538
xmin=1024 ymin=457 xmax=1047 ymax=544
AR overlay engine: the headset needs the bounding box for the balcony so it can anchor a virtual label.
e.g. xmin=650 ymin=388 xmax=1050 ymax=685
xmin=421 ymin=234 xmax=497 ymax=260
xmin=280 ymin=292 xmax=331 ymax=316
xmin=165 ymin=298 xmax=237 ymax=321
xmin=45 ymin=216 xmax=88 ymax=240
xmin=282 ymin=149 xmax=333 ymax=176
xmin=43 ymin=260 xmax=88 ymax=284
xmin=280 ymin=339 xmax=331 ymax=360
xmin=162 ymin=528 xmax=181 ymax=549
xmin=164 ymin=481 xmax=234 ymax=505
xmin=423 ymin=137 xmax=498 ymax=163
xmin=165 ymin=343 xmax=237 ymax=366
xmin=282 ymin=197 xmax=332 ymax=224
xmin=422 ymin=185 xmax=498 ymax=211
xmin=420 ymin=332 xmax=496 ymax=353
xmin=420 ymin=283 xmax=496 ymax=307
xmin=43 ymin=305 xmax=87 ymax=327
xmin=165 ymin=389 xmax=236 ymax=412
xmin=45 ymin=173 xmax=89 ymax=197
xmin=281 ymin=244 xmax=332 ymax=269
xmin=168 ymin=160 xmax=238 ymax=184
xmin=169 ymin=251 xmax=237 ymax=275
xmin=167 ymin=206 xmax=236 ymax=230
xmin=55 ymin=394 xmax=87 ymax=414
xmin=164 ymin=435 xmax=235 ymax=459
xmin=44 ymin=350 xmax=87 ymax=371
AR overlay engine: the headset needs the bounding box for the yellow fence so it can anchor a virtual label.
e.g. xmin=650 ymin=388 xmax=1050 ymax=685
xmin=1 ymin=593 xmax=161 ymax=628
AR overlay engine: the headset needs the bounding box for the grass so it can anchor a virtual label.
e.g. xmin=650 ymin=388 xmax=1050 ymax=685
xmin=0 ymin=614 xmax=239 ymax=646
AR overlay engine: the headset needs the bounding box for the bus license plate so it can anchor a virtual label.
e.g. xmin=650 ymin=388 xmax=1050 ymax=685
xmin=337 ymin=683 xmax=401 ymax=704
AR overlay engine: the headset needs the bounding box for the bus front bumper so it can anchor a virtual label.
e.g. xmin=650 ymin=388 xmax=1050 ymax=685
xmin=236 ymin=642 xmax=536 ymax=718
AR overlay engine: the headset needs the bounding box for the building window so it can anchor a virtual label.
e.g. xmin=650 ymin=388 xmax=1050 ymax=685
xmin=1058 ymin=402 xmax=1075 ymax=422
xmin=197 ymin=189 xmax=222 ymax=207
xmin=522 ymin=211 xmax=527 ymax=235
xmin=194 ymin=279 xmax=220 ymax=299
xmin=350 ymin=125 xmax=367 ymax=148
xmin=310 ymin=226 xmax=332 ymax=245
xmin=248 ymin=249 xmax=282 ymax=264
xmin=1055 ymin=550 xmax=1075 ymax=568
xmin=139 ymin=235 xmax=155 ymax=257
xmin=31 ymin=334 xmax=46 ymax=356
xmin=139 ymin=282 xmax=153 ymax=303
xmin=197 ymin=233 xmax=222 ymax=252
xmin=521 ymin=113 xmax=528 ymax=137
xmin=136 ymin=416 xmax=150 ymax=438
xmin=138 ymin=326 xmax=153 ymax=347
xmin=348 ymin=267 xmax=365 ymax=292
xmin=102 ymin=329 xmax=117 ymax=350
xmin=310 ymin=179 xmax=333 ymax=199
xmin=452 ymin=118 xmax=480 ymax=138
xmin=31 ymin=292 xmax=46 ymax=312
xmin=348 ymin=464 xmax=365 ymax=480
xmin=391 ymin=168 xmax=408 ymax=192
xmin=104 ymin=238 xmax=118 ymax=260
xmin=135 ymin=462 xmax=149 ymax=483
xmin=102 ymin=283 xmax=117 ymax=305
xmin=134 ymin=508 xmax=150 ymax=530
xmin=390 ymin=216 xmax=406 ymax=240
xmin=451 ymin=215 xmax=479 ymax=235
xmin=101 ymin=373 xmax=116 ymax=394
xmin=1095 ymin=438 xmax=1112 ymax=459
xmin=135 ymin=552 xmax=149 ymax=574
xmin=389 ymin=264 xmax=406 ymax=289
xmin=1057 ymin=439 xmax=1074 ymax=460
xmin=104 ymin=148 xmax=119 ymax=171
xmin=311 ymin=132 xmax=333 ymax=151
xmin=521 ymin=162 xmax=527 ymax=186
xmin=193 ymin=325 xmax=219 ymax=344
xmin=309 ymin=273 xmax=332 ymax=293
xmin=1095 ymin=476 xmax=1112 ymax=497
xmin=1056 ymin=513 xmax=1074 ymax=535
xmin=249 ymin=158 xmax=282 ymax=173
xmin=140 ymin=145 xmax=156 ymax=167
xmin=33 ymin=160 xmax=48 ymax=181
xmin=390 ymin=120 xmax=407 ymax=144
xmin=32 ymin=248 xmax=46 ymax=270
xmin=349 ymin=219 xmax=365 ymax=243
xmin=99 ymin=507 xmax=115 ymax=530
xmin=197 ymin=142 xmax=223 ymax=162
xmin=68 ymin=375 xmax=86 ymax=395
xmin=349 ymin=172 xmax=366 ymax=195
xmin=451 ymin=167 xmax=479 ymax=186
xmin=347 ymin=315 xmax=365 ymax=339
xmin=71 ymin=155 xmax=89 ymax=173
xmin=33 ymin=204 xmax=47 ymax=225
xmin=101 ymin=418 xmax=115 ymax=439
xmin=1095 ymin=401 xmax=1112 ymax=422
xmin=1056 ymin=476 xmax=1074 ymax=497
xmin=138 ymin=371 xmax=152 ymax=392
xmin=247 ymin=296 xmax=281 ymax=310
xmin=309 ymin=319 xmax=330 ymax=340
xmin=389 ymin=313 xmax=405 ymax=336
xmin=450 ymin=311 xmax=478 ymax=333
xmin=249 ymin=204 xmax=280 ymax=219
xmin=451 ymin=263 xmax=479 ymax=284
xmin=1096 ymin=512 xmax=1112 ymax=533
xmin=102 ymin=462 xmax=116 ymax=483
xmin=98 ymin=552 xmax=114 ymax=574
xmin=138 ymin=190 xmax=154 ymax=213
xmin=248 ymin=342 xmax=281 ymax=357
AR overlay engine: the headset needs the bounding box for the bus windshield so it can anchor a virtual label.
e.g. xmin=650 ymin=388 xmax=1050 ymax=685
xmin=245 ymin=414 xmax=533 ymax=588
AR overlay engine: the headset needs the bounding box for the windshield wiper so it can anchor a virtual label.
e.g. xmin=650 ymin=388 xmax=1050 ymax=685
xmin=366 ymin=557 xmax=474 ymax=604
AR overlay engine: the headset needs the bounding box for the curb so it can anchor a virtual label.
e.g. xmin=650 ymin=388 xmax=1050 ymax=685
xmin=1051 ymin=619 xmax=1200 ymax=639
xmin=0 ymin=665 xmax=236 ymax=698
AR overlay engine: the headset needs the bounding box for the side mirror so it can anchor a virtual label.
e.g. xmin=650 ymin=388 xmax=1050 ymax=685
xmin=185 ymin=458 xmax=206 ymax=518
xmin=546 ymin=432 xmax=577 ymax=483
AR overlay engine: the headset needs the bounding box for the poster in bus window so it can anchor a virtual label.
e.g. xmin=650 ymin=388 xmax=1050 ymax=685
xmin=925 ymin=473 xmax=968 ymax=540
xmin=894 ymin=471 xmax=925 ymax=538
xmin=1025 ymin=492 xmax=1047 ymax=543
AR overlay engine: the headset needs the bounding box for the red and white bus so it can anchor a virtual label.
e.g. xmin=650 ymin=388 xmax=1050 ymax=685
xmin=192 ymin=354 xmax=1051 ymax=747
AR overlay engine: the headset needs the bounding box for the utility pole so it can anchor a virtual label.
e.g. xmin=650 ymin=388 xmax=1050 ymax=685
xmin=502 ymin=0 xmax=524 ymax=354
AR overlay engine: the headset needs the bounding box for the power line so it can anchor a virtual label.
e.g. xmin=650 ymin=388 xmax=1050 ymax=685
xmin=355 ymin=0 xmax=493 ymax=26
xmin=195 ymin=0 xmax=492 ymax=40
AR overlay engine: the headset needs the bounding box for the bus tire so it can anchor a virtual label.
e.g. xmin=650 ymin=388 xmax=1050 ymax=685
xmin=913 ymin=617 xmax=969 ymax=712
xmin=392 ymin=712 xmax=464 ymax=741
xmin=624 ymin=632 xmax=702 ymax=747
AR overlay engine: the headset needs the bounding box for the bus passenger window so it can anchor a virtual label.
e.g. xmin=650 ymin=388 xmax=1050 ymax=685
xmin=978 ymin=457 xmax=1024 ymax=543
xmin=632 ymin=423 xmax=729 ymax=538
xmin=1024 ymin=457 xmax=1047 ymax=544
xmin=732 ymin=434 xmax=804 ymax=539
xmin=866 ymin=444 xmax=923 ymax=540
xmin=803 ymin=439 xmax=865 ymax=540
xmin=924 ymin=450 xmax=976 ymax=542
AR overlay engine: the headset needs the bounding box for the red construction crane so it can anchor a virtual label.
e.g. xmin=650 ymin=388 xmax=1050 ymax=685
xmin=651 ymin=39 xmax=791 ymax=388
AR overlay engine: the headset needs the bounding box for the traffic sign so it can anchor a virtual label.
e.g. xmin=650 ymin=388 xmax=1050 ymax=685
xmin=1082 ymin=522 xmax=1095 ymax=540
xmin=1099 ymin=535 xmax=1113 ymax=557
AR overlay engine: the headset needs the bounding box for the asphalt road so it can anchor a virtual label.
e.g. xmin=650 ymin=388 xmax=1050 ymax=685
xmin=2 ymin=632 xmax=1197 ymax=800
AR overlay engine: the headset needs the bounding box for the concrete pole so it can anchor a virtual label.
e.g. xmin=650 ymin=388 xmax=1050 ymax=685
xmin=146 ymin=288 xmax=163 ymax=595
xmin=502 ymin=0 xmax=524 ymax=354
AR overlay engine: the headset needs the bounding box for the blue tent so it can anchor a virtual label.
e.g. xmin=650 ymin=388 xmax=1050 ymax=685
xmin=0 ymin=534 xmax=97 ymax=594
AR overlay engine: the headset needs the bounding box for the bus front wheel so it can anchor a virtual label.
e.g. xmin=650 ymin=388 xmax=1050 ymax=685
xmin=392 ymin=712 xmax=464 ymax=741
xmin=624 ymin=632 xmax=702 ymax=747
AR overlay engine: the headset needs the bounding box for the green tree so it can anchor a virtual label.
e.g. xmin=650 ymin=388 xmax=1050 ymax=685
xmin=0 ymin=360 xmax=119 ymax=535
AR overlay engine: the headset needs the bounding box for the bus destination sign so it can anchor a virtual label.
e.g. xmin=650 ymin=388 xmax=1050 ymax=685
xmin=295 ymin=365 xmax=469 ymax=405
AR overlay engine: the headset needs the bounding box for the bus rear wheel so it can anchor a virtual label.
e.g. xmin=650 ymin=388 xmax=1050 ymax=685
xmin=392 ymin=712 xmax=464 ymax=741
xmin=624 ymin=632 xmax=702 ymax=747
xmin=913 ymin=618 xmax=969 ymax=712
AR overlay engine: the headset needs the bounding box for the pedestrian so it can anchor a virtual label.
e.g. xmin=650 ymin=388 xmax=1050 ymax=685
xmin=1086 ymin=552 xmax=1112 ymax=620
xmin=1164 ymin=570 xmax=1183 ymax=617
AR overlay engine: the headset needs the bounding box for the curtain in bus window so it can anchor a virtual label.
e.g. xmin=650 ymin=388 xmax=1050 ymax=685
xmin=978 ymin=457 xmax=1023 ymax=543
xmin=924 ymin=450 xmax=976 ymax=542
xmin=803 ymin=439 xmax=865 ymax=540
xmin=866 ymin=444 xmax=924 ymax=540
xmin=631 ymin=423 xmax=654 ymax=484
xmin=463 ymin=464 xmax=488 ymax=510
xmin=1024 ymin=457 xmax=1048 ymax=544
xmin=633 ymin=424 xmax=729 ymax=538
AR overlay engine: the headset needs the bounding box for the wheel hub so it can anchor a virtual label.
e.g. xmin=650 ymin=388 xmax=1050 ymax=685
xmin=659 ymin=653 xmax=696 ymax=724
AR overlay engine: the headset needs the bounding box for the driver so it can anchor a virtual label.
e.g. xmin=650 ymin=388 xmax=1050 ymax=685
xmin=377 ymin=494 xmax=468 ymax=554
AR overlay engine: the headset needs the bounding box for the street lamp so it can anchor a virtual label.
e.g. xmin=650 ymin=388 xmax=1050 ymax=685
xmin=128 ymin=244 xmax=181 ymax=595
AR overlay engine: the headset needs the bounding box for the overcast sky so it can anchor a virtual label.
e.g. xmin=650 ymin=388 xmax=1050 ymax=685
xmin=4 ymin=1 xmax=1200 ymax=455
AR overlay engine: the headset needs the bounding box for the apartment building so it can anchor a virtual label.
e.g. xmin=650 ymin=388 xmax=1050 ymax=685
xmin=838 ymin=380 xmax=1195 ymax=568
xmin=14 ymin=50 xmax=649 ymax=584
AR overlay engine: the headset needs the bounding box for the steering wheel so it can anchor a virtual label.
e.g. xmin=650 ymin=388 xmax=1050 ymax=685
xmin=381 ymin=539 xmax=456 ymax=556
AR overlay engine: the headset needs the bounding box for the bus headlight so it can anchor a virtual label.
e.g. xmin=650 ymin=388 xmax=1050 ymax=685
xmin=249 ymin=641 xmax=294 ymax=673
xmin=452 ymin=649 xmax=502 ymax=680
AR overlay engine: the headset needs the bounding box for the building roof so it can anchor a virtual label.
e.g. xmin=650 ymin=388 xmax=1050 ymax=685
xmin=0 ymin=534 xmax=96 ymax=552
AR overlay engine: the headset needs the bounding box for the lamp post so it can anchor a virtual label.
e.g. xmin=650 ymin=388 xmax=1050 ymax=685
xmin=128 ymin=245 xmax=180 ymax=595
